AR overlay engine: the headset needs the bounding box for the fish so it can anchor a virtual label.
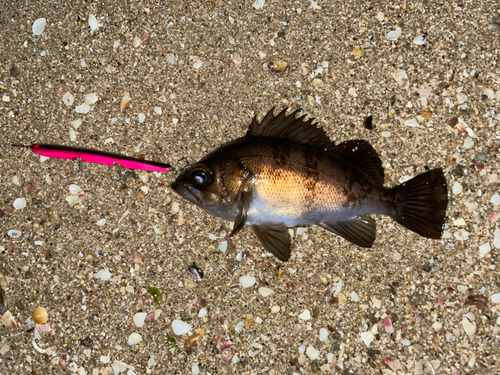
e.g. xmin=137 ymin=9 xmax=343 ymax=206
xmin=171 ymin=108 xmax=448 ymax=261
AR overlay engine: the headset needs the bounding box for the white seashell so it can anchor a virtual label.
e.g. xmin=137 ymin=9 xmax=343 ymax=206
xmin=84 ymin=93 xmax=98 ymax=105
xmin=127 ymin=333 xmax=142 ymax=346
xmin=360 ymin=331 xmax=374 ymax=346
xmin=88 ymin=14 xmax=99 ymax=31
xmin=452 ymin=182 xmax=462 ymax=195
xmin=271 ymin=305 xmax=280 ymax=313
xmin=171 ymin=319 xmax=191 ymax=335
xmin=239 ymin=275 xmax=256 ymax=288
xmin=258 ymin=287 xmax=274 ymax=297
xmin=387 ymin=27 xmax=402 ymax=41
xmin=491 ymin=194 xmax=500 ymax=206
xmin=391 ymin=69 xmax=409 ymax=88
xmin=404 ymin=118 xmax=419 ymax=127
xmin=7 ymin=230 xmax=22 ymax=238
xmin=71 ymin=119 xmax=82 ymax=129
xmin=253 ymin=0 xmax=265 ymax=9
xmin=120 ymin=93 xmax=131 ymax=113
xmin=138 ymin=113 xmax=146 ymax=123
xmin=133 ymin=312 xmax=147 ymax=328
xmin=13 ymin=198 xmax=26 ymax=210
xmin=94 ymin=269 xmax=111 ymax=281
xmin=479 ymin=242 xmax=491 ymax=257
xmin=97 ymin=219 xmax=106 ymax=226
xmin=32 ymin=18 xmax=46 ymax=36
xmin=461 ymin=318 xmax=476 ymax=336
xmin=154 ymin=106 xmax=162 ymax=115
xmin=319 ymin=328 xmax=329 ymax=341
xmin=193 ymin=60 xmax=202 ymax=69
xmin=69 ymin=129 xmax=77 ymax=142
xmin=219 ymin=241 xmax=228 ymax=253
xmin=11 ymin=175 xmax=20 ymax=186
xmin=198 ymin=308 xmax=207 ymax=318
xmin=306 ymin=346 xmax=320 ymax=360
xmin=494 ymin=228 xmax=500 ymax=249
xmin=166 ymin=53 xmax=175 ymax=64
xmin=69 ymin=184 xmax=81 ymax=194
xmin=413 ymin=34 xmax=426 ymax=45
xmin=191 ymin=364 xmax=200 ymax=375
xmin=75 ymin=103 xmax=90 ymax=114
xmin=234 ymin=321 xmax=244 ymax=332
xmin=491 ymin=293 xmax=500 ymax=304
xmin=62 ymin=92 xmax=74 ymax=106
xmin=298 ymin=309 xmax=311 ymax=320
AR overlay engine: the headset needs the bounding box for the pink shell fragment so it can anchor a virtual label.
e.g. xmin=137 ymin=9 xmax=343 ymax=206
xmin=456 ymin=122 xmax=468 ymax=134
xmin=437 ymin=297 xmax=444 ymax=305
xmin=140 ymin=32 xmax=149 ymax=41
xmin=38 ymin=323 xmax=52 ymax=333
xmin=220 ymin=342 xmax=233 ymax=350
xmin=416 ymin=87 xmax=432 ymax=99
xmin=487 ymin=212 xmax=500 ymax=222
xmin=384 ymin=316 xmax=394 ymax=333
xmin=215 ymin=334 xmax=222 ymax=345
xmin=451 ymin=366 xmax=460 ymax=375
xmin=384 ymin=357 xmax=402 ymax=371
xmin=144 ymin=313 xmax=155 ymax=323
xmin=131 ymin=254 xmax=143 ymax=264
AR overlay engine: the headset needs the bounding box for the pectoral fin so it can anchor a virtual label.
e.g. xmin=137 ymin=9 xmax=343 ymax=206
xmin=252 ymin=223 xmax=291 ymax=261
xmin=229 ymin=191 xmax=252 ymax=237
xmin=319 ymin=215 xmax=376 ymax=248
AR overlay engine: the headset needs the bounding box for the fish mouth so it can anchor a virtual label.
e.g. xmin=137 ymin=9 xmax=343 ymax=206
xmin=171 ymin=181 xmax=202 ymax=204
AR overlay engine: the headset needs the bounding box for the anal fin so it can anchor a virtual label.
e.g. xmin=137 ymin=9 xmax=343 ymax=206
xmin=252 ymin=223 xmax=291 ymax=261
xmin=319 ymin=215 xmax=376 ymax=248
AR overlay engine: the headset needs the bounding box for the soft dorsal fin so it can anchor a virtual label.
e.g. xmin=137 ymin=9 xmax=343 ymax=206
xmin=246 ymin=108 xmax=336 ymax=151
xmin=331 ymin=140 xmax=385 ymax=186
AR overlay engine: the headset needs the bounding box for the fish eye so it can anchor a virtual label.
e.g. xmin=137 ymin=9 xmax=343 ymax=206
xmin=189 ymin=165 xmax=212 ymax=186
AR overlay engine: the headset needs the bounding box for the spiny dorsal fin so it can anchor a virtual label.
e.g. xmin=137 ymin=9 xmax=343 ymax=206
xmin=331 ymin=140 xmax=385 ymax=186
xmin=246 ymin=108 xmax=336 ymax=151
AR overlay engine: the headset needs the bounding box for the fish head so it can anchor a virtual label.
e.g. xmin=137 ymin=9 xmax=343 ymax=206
xmin=171 ymin=156 xmax=242 ymax=213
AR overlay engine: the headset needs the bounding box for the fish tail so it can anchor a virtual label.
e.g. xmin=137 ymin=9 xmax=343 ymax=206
xmin=392 ymin=168 xmax=448 ymax=239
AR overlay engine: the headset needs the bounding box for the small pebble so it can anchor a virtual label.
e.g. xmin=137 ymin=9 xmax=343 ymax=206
xmin=33 ymin=307 xmax=48 ymax=324
xmin=271 ymin=305 xmax=280 ymax=313
xmin=128 ymin=332 xmax=142 ymax=346
xmin=479 ymin=243 xmax=491 ymax=257
xmin=88 ymin=14 xmax=99 ymax=31
xmin=191 ymin=364 xmax=200 ymax=375
xmin=62 ymin=92 xmax=74 ymax=106
xmin=69 ymin=184 xmax=81 ymax=194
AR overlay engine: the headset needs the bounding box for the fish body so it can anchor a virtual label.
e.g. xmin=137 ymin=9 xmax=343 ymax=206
xmin=172 ymin=108 xmax=448 ymax=261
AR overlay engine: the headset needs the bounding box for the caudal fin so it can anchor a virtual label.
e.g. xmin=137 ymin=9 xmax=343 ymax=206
xmin=392 ymin=168 xmax=448 ymax=239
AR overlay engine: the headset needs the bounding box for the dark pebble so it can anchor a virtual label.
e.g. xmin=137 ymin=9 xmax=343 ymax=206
xmin=481 ymin=94 xmax=489 ymax=101
xmin=452 ymin=165 xmax=464 ymax=177
xmin=422 ymin=263 xmax=432 ymax=272
xmin=81 ymin=337 xmax=93 ymax=347
xmin=10 ymin=64 xmax=20 ymax=77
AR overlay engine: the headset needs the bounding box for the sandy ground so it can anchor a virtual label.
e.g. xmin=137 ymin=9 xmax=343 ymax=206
xmin=1 ymin=1 xmax=499 ymax=374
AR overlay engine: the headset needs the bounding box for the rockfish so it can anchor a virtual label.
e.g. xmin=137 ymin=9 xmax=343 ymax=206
xmin=172 ymin=108 xmax=448 ymax=261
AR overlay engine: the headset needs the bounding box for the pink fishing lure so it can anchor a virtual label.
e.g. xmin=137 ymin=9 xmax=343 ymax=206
xmin=29 ymin=144 xmax=171 ymax=172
